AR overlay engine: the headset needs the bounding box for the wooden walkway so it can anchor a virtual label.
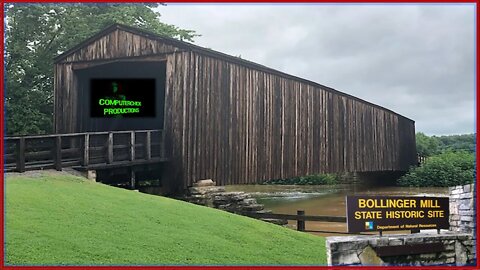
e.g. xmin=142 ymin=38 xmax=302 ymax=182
xmin=5 ymin=129 xmax=168 ymax=172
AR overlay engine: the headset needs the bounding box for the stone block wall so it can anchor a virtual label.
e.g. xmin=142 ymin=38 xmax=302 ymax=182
xmin=449 ymin=183 xmax=476 ymax=261
xmin=326 ymin=232 xmax=474 ymax=266
xmin=449 ymin=183 xmax=475 ymax=234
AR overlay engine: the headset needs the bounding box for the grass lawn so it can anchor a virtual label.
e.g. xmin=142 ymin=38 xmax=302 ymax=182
xmin=6 ymin=171 xmax=327 ymax=265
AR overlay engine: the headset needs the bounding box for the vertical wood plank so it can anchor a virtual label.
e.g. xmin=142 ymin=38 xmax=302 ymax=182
xmin=54 ymin=136 xmax=62 ymax=171
xmin=107 ymin=132 xmax=113 ymax=164
xmin=16 ymin=138 xmax=26 ymax=173
xmin=145 ymin=131 xmax=152 ymax=160
xmin=297 ymin=210 xmax=305 ymax=232
xmin=82 ymin=134 xmax=89 ymax=166
xmin=130 ymin=169 xmax=136 ymax=190
xmin=130 ymin=131 xmax=135 ymax=161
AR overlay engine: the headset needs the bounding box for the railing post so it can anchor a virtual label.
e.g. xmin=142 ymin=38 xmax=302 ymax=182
xmin=160 ymin=130 xmax=165 ymax=158
xmin=82 ymin=134 xmax=90 ymax=166
xmin=54 ymin=136 xmax=62 ymax=171
xmin=130 ymin=168 xmax=136 ymax=190
xmin=297 ymin=210 xmax=305 ymax=232
xmin=130 ymin=131 xmax=135 ymax=161
xmin=16 ymin=138 xmax=26 ymax=173
xmin=107 ymin=132 xmax=113 ymax=164
xmin=145 ymin=131 xmax=151 ymax=160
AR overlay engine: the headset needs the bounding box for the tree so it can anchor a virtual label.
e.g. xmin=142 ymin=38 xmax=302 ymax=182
xmin=397 ymin=151 xmax=474 ymax=187
xmin=415 ymin=132 xmax=440 ymax=157
xmin=6 ymin=4 xmax=198 ymax=135
xmin=436 ymin=133 xmax=476 ymax=153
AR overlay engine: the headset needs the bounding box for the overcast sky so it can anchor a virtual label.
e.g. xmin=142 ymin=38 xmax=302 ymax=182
xmin=157 ymin=4 xmax=475 ymax=136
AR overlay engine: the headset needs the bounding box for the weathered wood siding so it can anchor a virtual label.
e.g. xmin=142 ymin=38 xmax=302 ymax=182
xmin=61 ymin=29 xmax=181 ymax=63
xmin=55 ymin=28 xmax=183 ymax=133
xmin=54 ymin=63 xmax=77 ymax=133
xmin=55 ymin=26 xmax=417 ymax=189
xmin=164 ymin=51 xmax=417 ymax=187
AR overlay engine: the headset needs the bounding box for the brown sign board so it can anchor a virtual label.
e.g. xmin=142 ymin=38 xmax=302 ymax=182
xmin=346 ymin=196 xmax=449 ymax=233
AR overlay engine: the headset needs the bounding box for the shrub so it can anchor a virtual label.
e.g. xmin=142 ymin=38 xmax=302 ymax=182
xmin=397 ymin=151 xmax=475 ymax=187
xmin=262 ymin=173 xmax=339 ymax=185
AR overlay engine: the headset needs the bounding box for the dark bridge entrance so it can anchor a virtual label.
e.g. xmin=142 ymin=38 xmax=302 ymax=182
xmin=75 ymin=61 xmax=167 ymax=132
xmin=5 ymin=129 xmax=169 ymax=190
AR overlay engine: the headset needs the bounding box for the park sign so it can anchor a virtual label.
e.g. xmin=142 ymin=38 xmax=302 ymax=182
xmin=346 ymin=195 xmax=449 ymax=233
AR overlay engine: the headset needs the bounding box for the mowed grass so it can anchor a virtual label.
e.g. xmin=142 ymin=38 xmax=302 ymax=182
xmin=6 ymin=171 xmax=327 ymax=265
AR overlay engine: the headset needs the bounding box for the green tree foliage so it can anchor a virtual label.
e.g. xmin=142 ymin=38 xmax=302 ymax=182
xmin=397 ymin=151 xmax=475 ymax=187
xmin=6 ymin=4 xmax=197 ymax=135
xmin=436 ymin=133 xmax=476 ymax=153
xmin=415 ymin=132 xmax=475 ymax=157
xmin=416 ymin=132 xmax=441 ymax=157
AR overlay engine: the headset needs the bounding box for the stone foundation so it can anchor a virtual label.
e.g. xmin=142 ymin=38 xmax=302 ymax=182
xmin=184 ymin=179 xmax=287 ymax=226
xmin=326 ymin=232 xmax=474 ymax=266
xmin=449 ymin=183 xmax=476 ymax=262
xmin=449 ymin=183 xmax=475 ymax=233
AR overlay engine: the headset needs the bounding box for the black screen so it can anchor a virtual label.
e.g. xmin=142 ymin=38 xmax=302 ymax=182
xmin=90 ymin=79 xmax=156 ymax=118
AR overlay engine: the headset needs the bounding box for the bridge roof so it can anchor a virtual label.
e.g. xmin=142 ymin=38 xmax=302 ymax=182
xmin=54 ymin=23 xmax=414 ymax=122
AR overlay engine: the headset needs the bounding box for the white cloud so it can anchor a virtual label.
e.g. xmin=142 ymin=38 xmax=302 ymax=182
xmin=158 ymin=4 xmax=475 ymax=135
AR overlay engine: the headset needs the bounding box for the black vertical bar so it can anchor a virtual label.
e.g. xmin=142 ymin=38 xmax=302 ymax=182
xmin=16 ymin=138 xmax=25 ymax=172
xmin=54 ymin=136 xmax=62 ymax=171
xmin=162 ymin=130 xmax=166 ymax=158
xmin=145 ymin=131 xmax=151 ymax=160
xmin=297 ymin=210 xmax=305 ymax=232
xmin=160 ymin=130 xmax=165 ymax=158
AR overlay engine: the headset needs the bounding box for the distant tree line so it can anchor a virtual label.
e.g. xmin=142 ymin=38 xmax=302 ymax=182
xmin=398 ymin=133 xmax=475 ymax=187
xmin=416 ymin=132 xmax=475 ymax=157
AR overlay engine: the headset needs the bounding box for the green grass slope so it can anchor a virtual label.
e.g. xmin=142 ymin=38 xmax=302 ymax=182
xmin=6 ymin=171 xmax=327 ymax=265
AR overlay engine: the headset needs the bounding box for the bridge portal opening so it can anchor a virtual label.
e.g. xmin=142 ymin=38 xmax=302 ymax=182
xmin=74 ymin=61 xmax=170 ymax=192
xmin=76 ymin=61 xmax=166 ymax=132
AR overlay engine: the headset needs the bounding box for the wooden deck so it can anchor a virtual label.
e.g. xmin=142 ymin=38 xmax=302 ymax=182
xmin=5 ymin=129 xmax=168 ymax=173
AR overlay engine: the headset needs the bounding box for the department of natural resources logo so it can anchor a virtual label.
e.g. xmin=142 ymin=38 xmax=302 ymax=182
xmin=365 ymin=221 xmax=374 ymax=230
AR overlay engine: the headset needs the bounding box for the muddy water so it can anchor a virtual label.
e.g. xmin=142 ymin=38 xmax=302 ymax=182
xmin=225 ymin=184 xmax=448 ymax=236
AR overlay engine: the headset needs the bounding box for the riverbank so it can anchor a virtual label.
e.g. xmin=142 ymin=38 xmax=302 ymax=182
xmin=6 ymin=171 xmax=327 ymax=265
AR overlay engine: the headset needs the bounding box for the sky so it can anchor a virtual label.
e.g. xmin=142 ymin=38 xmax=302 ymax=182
xmin=156 ymin=4 xmax=475 ymax=136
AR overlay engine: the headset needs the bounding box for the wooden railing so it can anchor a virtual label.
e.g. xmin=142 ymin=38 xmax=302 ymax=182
xmin=242 ymin=210 xmax=428 ymax=235
xmin=417 ymin=153 xmax=427 ymax=165
xmin=5 ymin=129 xmax=167 ymax=172
xmin=240 ymin=210 xmax=350 ymax=234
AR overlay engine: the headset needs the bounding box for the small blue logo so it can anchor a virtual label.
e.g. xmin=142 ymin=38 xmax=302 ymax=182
xmin=365 ymin=221 xmax=374 ymax=230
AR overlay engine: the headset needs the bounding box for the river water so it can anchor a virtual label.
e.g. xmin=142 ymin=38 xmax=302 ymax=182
xmin=225 ymin=184 xmax=448 ymax=236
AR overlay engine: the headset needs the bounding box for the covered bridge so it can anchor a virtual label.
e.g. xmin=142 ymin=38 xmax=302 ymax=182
xmin=54 ymin=23 xmax=417 ymax=191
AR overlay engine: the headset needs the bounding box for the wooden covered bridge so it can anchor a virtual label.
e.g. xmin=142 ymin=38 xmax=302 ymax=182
xmin=6 ymin=24 xmax=417 ymax=193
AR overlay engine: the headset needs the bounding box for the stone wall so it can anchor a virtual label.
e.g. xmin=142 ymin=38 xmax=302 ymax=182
xmin=449 ymin=183 xmax=475 ymax=234
xmin=449 ymin=183 xmax=476 ymax=262
xmin=326 ymin=232 xmax=474 ymax=266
